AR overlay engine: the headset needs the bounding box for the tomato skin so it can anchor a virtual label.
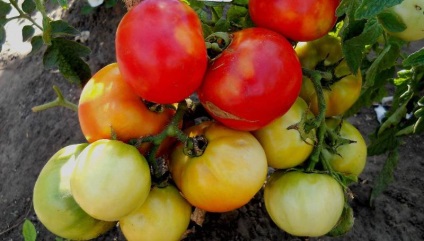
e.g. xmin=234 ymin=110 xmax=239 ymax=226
xmin=264 ymin=171 xmax=345 ymax=237
xmin=249 ymin=0 xmax=340 ymax=41
xmin=169 ymin=121 xmax=268 ymax=212
xmin=323 ymin=119 xmax=367 ymax=176
xmin=198 ymin=28 xmax=302 ymax=131
xmin=33 ymin=144 xmax=115 ymax=240
xmin=253 ymin=97 xmax=315 ymax=169
xmin=115 ymin=0 xmax=207 ymax=104
xmin=119 ymin=185 xmax=192 ymax=241
xmin=385 ymin=0 xmax=424 ymax=41
xmin=78 ymin=63 xmax=174 ymax=144
xmin=70 ymin=139 xmax=151 ymax=221
xmin=295 ymin=35 xmax=362 ymax=117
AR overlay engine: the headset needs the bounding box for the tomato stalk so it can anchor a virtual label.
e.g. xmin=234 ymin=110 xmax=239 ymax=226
xmin=129 ymin=101 xmax=191 ymax=181
xmin=32 ymin=85 xmax=78 ymax=112
xmin=302 ymin=68 xmax=328 ymax=172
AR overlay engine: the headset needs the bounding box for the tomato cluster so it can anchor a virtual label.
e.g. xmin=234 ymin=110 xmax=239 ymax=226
xmin=33 ymin=0 xmax=370 ymax=240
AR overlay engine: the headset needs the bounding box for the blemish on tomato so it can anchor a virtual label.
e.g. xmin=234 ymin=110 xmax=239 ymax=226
xmin=204 ymin=101 xmax=257 ymax=122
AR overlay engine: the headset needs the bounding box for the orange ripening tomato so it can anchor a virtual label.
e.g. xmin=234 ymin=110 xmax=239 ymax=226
xmin=78 ymin=63 xmax=174 ymax=144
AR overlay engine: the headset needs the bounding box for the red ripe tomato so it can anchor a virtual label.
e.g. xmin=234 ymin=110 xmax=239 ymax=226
xmin=198 ymin=28 xmax=302 ymax=131
xmin=249 ymin=0 xmax=340 ymax=41
xmin=115 ymin=0 xmax=208 ymax=104
xmin=78 ymin=63 xmax=174 ymax=145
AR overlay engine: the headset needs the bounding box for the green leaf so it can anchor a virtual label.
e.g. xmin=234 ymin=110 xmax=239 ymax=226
xmin=51 ymin=20 xmax=79 ymax=37
xmin=378 ymin=101 xmax=408 ymax=135
xmin=336 ymin=0 xmax=355 ymax=17
xmin=370 ymin=149 xmax=399 ymax=205
xmin=43 ymin=37 xmax=91 ymax=84
xmin=342 ymin=18 xmax=384 ymax=73
xmin=364 ymin=43 xmax=400 ymax=89
xmin=54 ymin=0 xmax=68 ymax=9
xmin=227 ymin=5 xmax=247 ymax=21
xmin=22 ymin=25 xmax=35 ymax=42
xmin=81 ymin=4 xmax=95 ymax=15
xmin=368 ymin=126 xmax=400 ymax=156
xmin=22 ymin=0 xmax=36 ymax=14
xmin=0 ymin=1 xmax=12 ymax=17
xmin=327 ymin=205 xmax=354 ymax=237
xmin=214 ymin=18 xmax=230 ymax=32
xmin=377 ymin=10 xmax=407 ymax=33
xmin=22 ymin=219 xmax=37 ymax=241
xmin=403 ymin=48 xmax=424 ymax=67
xmin=414 ymin=117 xmax=424 ymax=133
xmin=29 ymin=35 xmax=43 ymax=54
xmin=355 ymin=0 xmax=403 ymax=19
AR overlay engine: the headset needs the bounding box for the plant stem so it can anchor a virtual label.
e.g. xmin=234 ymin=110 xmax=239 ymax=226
xmin=8 ymin=0 xmax=43 ymax=30
xmin=32 ymin=85 xmax=78 ymax=112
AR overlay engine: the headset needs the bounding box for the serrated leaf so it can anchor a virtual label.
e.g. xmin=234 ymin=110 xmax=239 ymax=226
xmin=29 ymin=35 xmax=43 ymax=54
xmin=343 ymin=18 xmax=384 ymax=73
xmin=403 ymin=48 xmax=424 ymax=67
xmin=370 ymin=149 xmax=399 ymax=205
xmin=355 ymin=0 xmax=403 ymax=19
xmin=22 ymin=219 xmax=37 ymax=241
xmin=0 ymin=1 xmax=12 ymax=17
xmin=327 ymin=205 xmax=354 ymax=237
xmin=54 ymin=0 xmax=68 ymax=9
xmin=22 ymin=0 xmax=36 ymax=14
xmin=51 ymin=20 xmax=79 ymax=37
xmin=43 ymin=38 xmax=91 ymax=84
xmin=336 ymin=0 xmax=354 ymax=17
xmin=22 ymin=25 xmax=35 ymax=42
xmin=368 ymin=126 xmax=400 ymax=156
xmin=377 ymin=10 xmax=407 ymax=33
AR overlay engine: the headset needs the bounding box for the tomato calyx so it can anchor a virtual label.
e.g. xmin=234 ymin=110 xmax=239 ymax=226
xmin=205 ymin=32 xmax=232 ymax=59
xmin=287 ymin=111 xmax=317 ymax=146
xmin=183 ymin=135 xmax=208 ymax=157
xmin=323 ymin=118 xmax=357 ymax=156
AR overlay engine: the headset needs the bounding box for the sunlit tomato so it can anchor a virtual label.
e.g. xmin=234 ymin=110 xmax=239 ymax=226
xmin=264 ymin=171 xmax=345 ymax=237
xmin=33 ymin=144 xmax=115 ymax=240
xmin=322 ymin=118 xmax=367 ymax=176
xmin=119 ymin=185 xmax=192 ymax=241
xmin=249 ymin=0 xmax=340 ymax=41
xmin=385 ymin=0 xmax=424 ymax=41
xmin=78 ymin=63 xmax=174 ymax=145
xmin=253 ymin=97 xmax=315 ymax=169
xmin=70 ymin=140 xmax=151 ymax=221
xmin=295 ymin=35 xmax=362 ymax=117
xmin=198 ymin=28 xmax=302 ymax=131
xmin=115 ymin=0 xmax=208 ymax=104
xmin=169 ymin=121 xmax=268 ymax=212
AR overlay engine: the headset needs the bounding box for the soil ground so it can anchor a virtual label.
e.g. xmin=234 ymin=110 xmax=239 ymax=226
xmin=0 ymin=1 xmax=423 ymax=241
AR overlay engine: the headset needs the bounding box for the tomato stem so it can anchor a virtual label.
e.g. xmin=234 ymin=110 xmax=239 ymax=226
xmin=205 ymin=32 xmax=232 ymax=59
xmin=302 ymin=68 xmax=327 ymax=133
xmin=31 ymin=85 xmax=78 ymax=112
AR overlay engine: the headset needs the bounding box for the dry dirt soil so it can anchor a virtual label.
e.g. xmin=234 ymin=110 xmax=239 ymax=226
xmin=1 ymin=1 xmax=423 ymax=241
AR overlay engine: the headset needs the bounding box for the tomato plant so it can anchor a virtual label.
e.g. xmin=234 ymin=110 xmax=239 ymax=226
xmin=380 ymin=0 xmax=424 ymax=42
xmin=169 ymin=121 xmax=268 ymax=212
xmin=295 ymin=34 xmax=362 ymax=117
xmin=115 ymin=0 xmax=207 ymax=104
xmin=322 ymin=118 xmax=367 ymax=176
xmin=119 ymin=185 xmax=192 ymax=241
xmin=253 ymin=97 xmax=315 ymax=169
xmin=264 ymin=171 xmax=345 ymax=237
xmin=33 ymin=144 xmax=115 ymax=240
xmin=78 ymin=63 xmax=174 ymax=145
xmin=248 ymin=0 xmax=340 ymax=41
xmin=198 ymin=27 xmax=302 ymax=131
xmin=70 ymin=139 xmax=151 ymax=221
